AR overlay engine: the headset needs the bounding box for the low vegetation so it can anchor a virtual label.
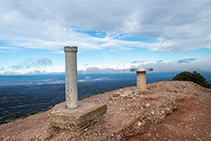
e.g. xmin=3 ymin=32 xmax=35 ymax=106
xmin=173 ymin=71 xmax=211 ymax=88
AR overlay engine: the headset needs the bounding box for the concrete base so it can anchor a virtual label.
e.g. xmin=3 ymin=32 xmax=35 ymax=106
xmin=49 ymin=102 xmax=107 ymax=131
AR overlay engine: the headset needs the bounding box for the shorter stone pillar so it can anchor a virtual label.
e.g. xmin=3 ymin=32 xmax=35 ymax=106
xmin=131 ymin=68 xmax=153 ymax=90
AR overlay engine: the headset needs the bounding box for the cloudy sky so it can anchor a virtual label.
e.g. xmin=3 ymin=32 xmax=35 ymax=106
xmin=0 ymin=0 xmax=211 ymax=75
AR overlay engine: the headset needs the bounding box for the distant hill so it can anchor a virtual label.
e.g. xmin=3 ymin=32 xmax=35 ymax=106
xmin=173 ymin=71 xmax=211 ymax=88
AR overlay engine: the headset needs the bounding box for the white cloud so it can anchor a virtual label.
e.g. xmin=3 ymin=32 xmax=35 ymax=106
xmin=134 ymin=57 xmax=211 ymax=72
xmin=81 ymin=57 xmax=211 ymax=74
xmin=0 ymin=66 xmax=5 ymax=71
xmin=0 ymin=0 xmax=210 ymax=52
xmin=1 ymin=57 xmax=211 ymax=75
xmin=0 ymin=58 xmax=58 ymax=75
xmin=82 ymin=67 xmax=128 ymax=74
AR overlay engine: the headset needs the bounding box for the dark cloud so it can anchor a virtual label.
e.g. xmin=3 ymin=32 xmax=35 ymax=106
xmin=178 ymin=58 xmax=197 ymax=63
xmin=156 ymin=60 xmax=163 ymax=63
xmin=131 ymin=61 xmax=145 ymax=64
xmin=11 ymin=58 xmax=52 ymax=70
xmin=35 ymin=58 xmax=52 ymax=66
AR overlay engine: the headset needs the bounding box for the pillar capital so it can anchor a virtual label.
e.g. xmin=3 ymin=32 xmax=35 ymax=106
xmin=64 ymin=46 xmax=78 ymax=52
xmin=130 ymin=68 xmax=153 ymax=72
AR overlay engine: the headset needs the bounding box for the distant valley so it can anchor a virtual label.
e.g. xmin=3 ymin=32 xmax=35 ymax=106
xmin=0 ymin=72 xmax=210 ymax=124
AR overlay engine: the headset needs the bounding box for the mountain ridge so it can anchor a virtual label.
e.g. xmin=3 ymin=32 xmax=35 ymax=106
xmin=0 ymin=81 xmax=210 ymax=140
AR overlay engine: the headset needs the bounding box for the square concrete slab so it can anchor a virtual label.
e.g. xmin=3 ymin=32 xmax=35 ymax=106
xmin=49 ymin=102 xmax=107 ymax=131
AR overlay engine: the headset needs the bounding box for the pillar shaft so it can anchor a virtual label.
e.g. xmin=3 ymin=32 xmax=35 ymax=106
xmin=64 ymin=46 xmax=78 ymax=108
xmin=137 ymin=71 xmax=146 ymax=90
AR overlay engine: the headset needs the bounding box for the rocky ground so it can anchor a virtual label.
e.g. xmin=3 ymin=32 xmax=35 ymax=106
xmin=0 ymin=81 xmax=211 ymax=141
xmin=125 ymin=92 xmax=211 ymax=141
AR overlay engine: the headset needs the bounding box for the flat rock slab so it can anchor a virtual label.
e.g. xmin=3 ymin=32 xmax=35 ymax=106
xmin=49 ymin=102 xmax=107 ymax=131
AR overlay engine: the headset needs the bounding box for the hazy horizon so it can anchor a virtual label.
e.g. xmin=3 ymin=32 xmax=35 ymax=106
xmin=0 ymin=72 xmax=210 ymax=86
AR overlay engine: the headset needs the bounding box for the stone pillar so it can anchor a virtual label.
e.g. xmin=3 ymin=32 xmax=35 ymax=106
xmin=64 ymin=46 xmax=78 ymax=108
xmin=49 ymin=46 xmax=107 ymax=131
xmin=130 ymin=68 xmax=153 ymax=91
xmin=137 ymin=71 xmax=146 ymax=90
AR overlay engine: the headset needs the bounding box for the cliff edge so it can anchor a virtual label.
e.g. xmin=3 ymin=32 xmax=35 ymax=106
xmin=0 ymin=81 xmax=211 ymax=141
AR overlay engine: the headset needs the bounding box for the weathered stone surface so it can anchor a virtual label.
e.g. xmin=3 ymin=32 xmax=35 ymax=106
xmin=64 ymin=46 xmax=78 ymax=108
xmin=131 ymin=68 xmax=153 ymax=90
xmin=49 ymin=102 xmax=107 ymax=131
xmin=137 ymin=71 xmax=147 ymax=90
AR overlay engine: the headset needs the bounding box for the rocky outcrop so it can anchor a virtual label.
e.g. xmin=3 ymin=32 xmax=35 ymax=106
xmin=0 ymin=81 xmax=210 ymax=141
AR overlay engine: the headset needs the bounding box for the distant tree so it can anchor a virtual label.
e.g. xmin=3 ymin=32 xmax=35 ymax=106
xmin=173 ymin=71 xmax=211 ymax=88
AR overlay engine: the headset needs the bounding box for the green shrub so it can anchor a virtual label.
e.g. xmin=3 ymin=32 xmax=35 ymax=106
xmin=173 ymin=71 xmax=211 ymax=88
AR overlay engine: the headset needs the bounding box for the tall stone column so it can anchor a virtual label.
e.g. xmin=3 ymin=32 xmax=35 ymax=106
xmin=64 ymin=46 xmax=78 ymax=108
xmin=137 ymin=71 xmax=146 ymax=90
xmin=49 ymin=46 xmax=107 ymax=131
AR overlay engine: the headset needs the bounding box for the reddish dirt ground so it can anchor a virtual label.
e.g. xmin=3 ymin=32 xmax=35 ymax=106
xmin=0 ymin=81 xmax=210 ymax=141
xmin=126 ymin=96 xmax=211 ymax=141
